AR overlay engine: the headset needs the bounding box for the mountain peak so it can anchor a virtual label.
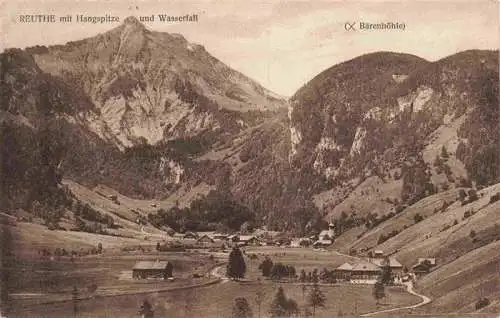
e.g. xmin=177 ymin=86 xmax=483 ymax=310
xmin=122 ymin=16 xmax=146 ymax=30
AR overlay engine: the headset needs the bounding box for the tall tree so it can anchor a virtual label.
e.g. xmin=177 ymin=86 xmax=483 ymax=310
xmin=255 ymin=286 xmax=264 ymax=318
xmin=72 ymin=286 xmax=78 ymax=317
xmin=232 ymin=297 xmax=253 ymax=318
xmin=307 ymin=282 xmax=326 ymax=317
xmin=258 ymin=257 xmax=273 ymax=277
xmin=268 ymin=286 xmax=299 ymax=317
xmin=380 ymin=257 xmax=392 ymax=285
xmin=373 ymin=281 xmax=385 ymax=305
xmin=299 ymin=270 xmax=307 ymax=284
xmin=138 ymin=300 xmax=154 ymax=318
xmin=227 ymin=247 xmax=246 ymax=280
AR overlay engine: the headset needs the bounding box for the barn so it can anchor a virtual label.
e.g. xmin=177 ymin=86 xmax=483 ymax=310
xmin=132 ymin=260 xmax=173 ymax=280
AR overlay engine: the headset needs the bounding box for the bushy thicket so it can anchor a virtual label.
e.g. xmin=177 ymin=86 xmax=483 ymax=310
xmin=148 ymin=190 xmax=253 ymax=232
xmin=457 ymin=68 xmax=499 ymax=186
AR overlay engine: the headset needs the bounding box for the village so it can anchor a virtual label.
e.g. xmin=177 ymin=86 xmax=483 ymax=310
xmin=133 ymin=221 xmax=437 ymax=286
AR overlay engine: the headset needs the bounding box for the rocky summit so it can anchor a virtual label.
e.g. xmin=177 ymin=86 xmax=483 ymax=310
xmin=26 ymin=17 xmax=285 ymax=148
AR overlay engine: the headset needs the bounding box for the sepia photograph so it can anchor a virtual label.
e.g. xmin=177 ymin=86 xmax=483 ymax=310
xmin=0 ymin=0 xmax=499 ymax=317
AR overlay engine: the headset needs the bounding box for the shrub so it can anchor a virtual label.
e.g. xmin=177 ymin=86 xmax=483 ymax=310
xmin=232 ymin=297 xmax=253 ymax=318
xmin=441 ymin=182 xmax=450 ymax=191
xmin=258 ymin=257 xmax=273 ymax=277
xmin=458 ymin=189 xmax=467 ymax=202
xmin=463 ymin=210 xmax=473 ymax=220
xmin=489 ymin=192 xmax=500 ymax=204
xmin=414 ymin=213 xmax=424 ymax=224
xmin=270 ymin=263 xmax=296 ymax=280
xmin=395 ymin=205 xmax=405 ymax=214
xmin=459 ymin=177 xmax=472 ymax=188
xmin=377 ymin=234 xmax=387 ymax=245
xmin=475 ymin=297 xmax=490 ymax=310
xmin=468 ymin=189 xmax=479 ymax=202
xmin=470 ymin=230 xmax=477 ymax=239
xmin=441 ymin=146 xmax=449 ymax=159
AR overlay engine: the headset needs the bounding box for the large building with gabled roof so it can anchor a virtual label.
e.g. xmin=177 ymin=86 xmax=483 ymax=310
xmin=132 ymin=260 xmax=173 ymax=280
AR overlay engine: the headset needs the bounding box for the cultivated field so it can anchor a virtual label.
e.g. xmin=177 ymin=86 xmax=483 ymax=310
xmin=3 ymin=224 xmax=423 ymax=318
xmin=8 ymin=271 xmax=420 ymax=318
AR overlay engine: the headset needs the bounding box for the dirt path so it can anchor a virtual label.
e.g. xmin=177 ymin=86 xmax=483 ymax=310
xmin=360 ymin=282 xmax=431 ymax=317
xmin=210 ymin=264 xmax=229 ymax=283
xmin=11 ymin=263 xmax=226 ymax=313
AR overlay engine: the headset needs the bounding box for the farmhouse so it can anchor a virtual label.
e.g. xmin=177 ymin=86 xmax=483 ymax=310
xmin=172 ymin=231 xmax=199 ymax=240
xmin=369 ymin=257 xmax=404 ymax=275
xmin=238 ymin=235 xmax=261 ymax=246
xmin=312 ymin=239 xmax=333 ymax=248
xmin=197 ymin=234 xmax=215 ymax=244
xmin=334 ymin=256 xmax=404 ymax=284
xmin=183 ymin=231 xmax=199 ymax=239
xmin=132 ymin=260 xmax=173 ymax=280
xmin=211 ymin=233 xmax=228 ymax=240
xmin=373 ymin=250 xmax=384 ymax=257
xmin=334 ymin=262 xmax=354 ymax=280
xmin=350 ymin=260 xmax=381 ymax=283
xmin=172 ymin=233 xmax=185 ymax=240
xmin=290 ymin=237 xmax=312 ymax=248
xmin=225 ymin=234 xmax=240 ymax=243
xmin=412 ymin=258 xmax=437 ymax=276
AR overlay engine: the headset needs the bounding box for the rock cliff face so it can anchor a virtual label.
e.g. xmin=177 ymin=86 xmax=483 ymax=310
xmin=1 ymin=16 xmax=497 ymax=232
xmin=289 ymin=50 xmax=498 ymax=217
xmin=27 ymin=16 xmax=285 ymax=148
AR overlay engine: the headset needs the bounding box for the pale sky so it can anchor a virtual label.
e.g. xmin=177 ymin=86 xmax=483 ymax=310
xmin=0 ymin=0 xmax=498 ymax=96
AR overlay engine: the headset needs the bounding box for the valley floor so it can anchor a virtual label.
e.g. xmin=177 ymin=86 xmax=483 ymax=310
xmin=3 ymin=220 xmax=499 ymax=317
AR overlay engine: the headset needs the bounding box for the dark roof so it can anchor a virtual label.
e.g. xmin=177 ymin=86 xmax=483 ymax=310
xmin=197 ymin=235 xmax=215 ymax=242
xmin=416 ymin=258 xmax=436 ymax=266
xmin=133 ymin=261 xmax=170 ymax=270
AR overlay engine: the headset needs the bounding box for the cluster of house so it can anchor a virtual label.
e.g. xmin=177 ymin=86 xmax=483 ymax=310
xmin=171 ymin=231 xmax=262 ymax=246
xmin=333 ymin=251 xmax=437 ymax=284
xmin=289 ymin=223 xmax=336 ymax=248
xmin=168 ymin=223 xmax=337 ymax=249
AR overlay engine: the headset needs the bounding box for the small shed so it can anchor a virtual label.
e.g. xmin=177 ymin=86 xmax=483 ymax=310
xmin=197 ymin=234 xmax=215 ymax=244
xmin=212 ymin=233 xmax=228 ymax=240
xmin=374 ymin=250 xmax=384 ymax=257
xmin=313 ymin=239 xmax=332 ymax=248
xmin=183 ymin=231 xmax=199 ymax=239
xmin=412 ymin=258 xmax=437 ymax=276
xmin=133 ymin=260 xmax=173 ymax=280
xmin=226 ymin=234 xmax=239 ymax=242
xmin=239 ymin=235 xmax=261 ymax=246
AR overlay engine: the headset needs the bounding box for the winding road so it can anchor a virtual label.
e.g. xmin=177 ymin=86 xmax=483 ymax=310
xmin=360 ymin=282 xmax=431 ymax=317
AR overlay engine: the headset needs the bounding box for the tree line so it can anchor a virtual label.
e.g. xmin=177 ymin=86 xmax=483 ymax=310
xmin=148 ymin=190 xmax=254 ymax=233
